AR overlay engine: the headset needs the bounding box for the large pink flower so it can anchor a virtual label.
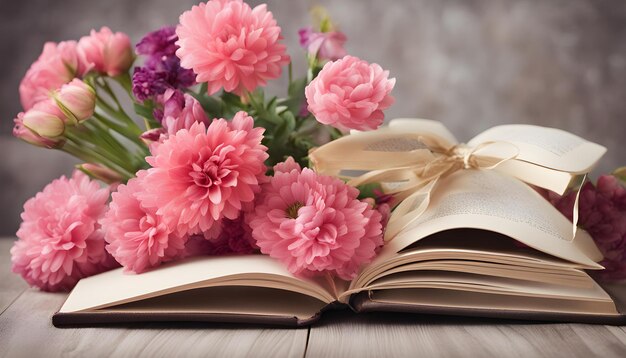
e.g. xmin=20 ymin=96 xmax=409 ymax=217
xmin=249 ymin=157 xmax=384 ymax=280
xmin=176 ymin=0 xmax=291 ymax=95
xmin=78 ymin=27 xmax=134 ymax=77
xmin=19 ymin=41 xmax=86 ymax=111
xmin=137 ymin=111 xmax=268 ymax=237
xmin=546 ymin=175 xmax=626 ymax=281
xmin=305 ymin=55 xmax=395 ymax=131
xmin=11 ymin=171 xmax=116 ymax=291
xmin=101 ymin=172 xmax=187 ymax=273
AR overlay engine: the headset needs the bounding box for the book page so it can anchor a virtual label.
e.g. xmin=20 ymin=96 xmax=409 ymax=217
xmin=368 ymin=285 xmax=618 ymax=316
xmin=386 ymin=170 xmax=603 ymax=268
xmin=468 ymin=124 xmax=606 ymax=173
xmin=103 ymin=286 xmax=327 ymax=320
xmin=60 ymin=255 xmax=335 ymax=313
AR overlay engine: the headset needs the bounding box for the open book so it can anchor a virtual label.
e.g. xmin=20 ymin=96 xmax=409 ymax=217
xmin=53 ymin=120 xmax=626 ymax=327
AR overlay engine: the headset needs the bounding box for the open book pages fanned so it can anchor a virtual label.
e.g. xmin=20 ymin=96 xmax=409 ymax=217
xmin=53 ymin=120 xmax=626 ymax=327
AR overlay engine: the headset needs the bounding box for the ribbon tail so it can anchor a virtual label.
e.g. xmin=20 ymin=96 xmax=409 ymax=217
xmin=384 ymin=178 xmax=439 ymax=241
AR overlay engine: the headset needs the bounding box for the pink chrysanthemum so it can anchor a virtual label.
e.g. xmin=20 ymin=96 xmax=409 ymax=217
xmin=101 ymin=171 xmax=187 ymax=273
xmin=176 ymin=0 xmax=291 ymax=95
xmin=249 ymin=157 xmax=384 ymax=280
xmin=546 ymin=175 xmax=626 ymax=281
xmin=11 ymin=171 xmax=116 ymax=291
xmin=305 ymin=55 xmax=395 ymax=131
xmin=19 ymin=41 xmax=87 ymax=111
xmin=137 ymin=111 xmax=268 ymax=237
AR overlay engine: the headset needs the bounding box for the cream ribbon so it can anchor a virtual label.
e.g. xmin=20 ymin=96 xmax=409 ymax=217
xmin=309 ymin=126 xmax=579 ymax=242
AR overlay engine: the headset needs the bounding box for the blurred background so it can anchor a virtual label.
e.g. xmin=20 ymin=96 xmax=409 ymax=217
xmin=1 ymin=0 xmax=625 ymax=237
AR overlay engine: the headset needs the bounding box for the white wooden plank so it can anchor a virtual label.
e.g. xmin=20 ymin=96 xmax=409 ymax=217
xmin=0 ymin=287 xmax=308 ymax=358
xmin=0 ymin=239 xmax=28 ymax=314
xmin=306 ymin=310 xmax=626 ymax=358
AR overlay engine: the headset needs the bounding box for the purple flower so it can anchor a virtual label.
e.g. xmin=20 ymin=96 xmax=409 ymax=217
xmin=131 ymin=26 xmax=196 ymax=102
xmin=132 ymin=67 xmax=170 ymax=101
xmin=298 ymin=27 xmax=347 ymax=61
xmin=136 ymin=26 xmax=178 ymax=67
xmin=547 ymin=175 xmax=626 ymax=281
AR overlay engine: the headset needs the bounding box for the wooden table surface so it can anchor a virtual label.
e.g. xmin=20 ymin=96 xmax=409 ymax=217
xmin=2 ymin=239 xmax=626 ymax=357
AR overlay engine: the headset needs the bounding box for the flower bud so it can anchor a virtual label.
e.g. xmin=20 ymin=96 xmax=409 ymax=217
xmin=298 ymin=27 xmax=347 ymax=62
xmin=13 ymin=113 xmax=65 ymax=148
xmin=78 ymin=27 xmax=134 ymax=77
xmin=78 ymin=163 xmax=123 ymax=184
xmin=55 ymin=79 xmax=96 ymax=123
xmin=21 ymin=100 xmax=66 ymax=138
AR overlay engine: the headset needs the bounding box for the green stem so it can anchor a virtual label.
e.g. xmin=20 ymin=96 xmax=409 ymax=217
xmin=93 ymin=112 xmax=145 ymax=150
xmin=114 ymin=73 xmax=133 ymax=97
xmin=64 ymin=129 xmax=137 ymax=176
xmin=63 ymin=139 xmax=134 ymax=180
xmin=95 ymin=80 xmax=143 ymax=133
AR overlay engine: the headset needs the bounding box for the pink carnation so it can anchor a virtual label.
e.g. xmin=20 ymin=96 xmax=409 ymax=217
xmin=19 ymin=41 xmax=86 ymax=111
xmin=137 ymin=111 xmax=268 ymax=237
xmin=78 ymin=27 xmax=134 ymax=77
xmin=546 ymin=175 xmax=626 ymax=281
xmin=11 ymin=171 xmax=116 ymax=291
xmin=305 ymin=55 xmax=395 ymax=131
xmin=249 ymin=157 xmax=384 ymax=280
xmin=176 ymin=0 xmax=291 ymax=95
xmin=101 ymin=172 xmax=187 ymax=273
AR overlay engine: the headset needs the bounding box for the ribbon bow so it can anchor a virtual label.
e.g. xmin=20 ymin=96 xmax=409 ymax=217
xmin=309 ymin=121 xmax=579 ymax=242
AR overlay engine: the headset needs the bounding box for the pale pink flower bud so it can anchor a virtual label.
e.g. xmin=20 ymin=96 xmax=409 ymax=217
xmin=299 ymin=27 xmax=347 ymax=61
xmin=13 ymin=113 xmax=65 ymax=149
xmin=19 ymin=41 xmax=88 ymax=111
xmin=55 ymin=79 xmax=96 ymax=123
xmin=78 ymin=27 xmax=134 ymax=77
xmin=79 ymin=163 xmax=123 ymax=184
xmin=21 ymin=100 xmax=67 ymax=138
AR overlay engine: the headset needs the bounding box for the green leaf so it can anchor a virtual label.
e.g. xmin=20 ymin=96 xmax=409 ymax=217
xmin=189 ymin=91 xmax=223 ymax=118
xmin=133 ymin=102 xmax=154 ymax=120
xmin=357 ymin=182 xmax=384 ymax=200
xmin=279 ymin=77 xmax=307 ymax=115
xmin=281 ymin=111 xmax=296 ymax=132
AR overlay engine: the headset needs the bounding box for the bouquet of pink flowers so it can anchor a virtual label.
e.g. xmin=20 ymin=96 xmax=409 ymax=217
xmin=11 ymin=1 xmax=394 ymax=291
xmin=10 ymin=0 xmax=626 ymax=292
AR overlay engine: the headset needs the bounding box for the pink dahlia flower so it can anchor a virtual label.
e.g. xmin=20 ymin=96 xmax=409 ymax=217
xmin=305 ymin=55 xmax=395 ymax=131
xmin=19 ymin=41 xmax=86 ymax=111
xmin=137 ymin=111 xmax=268 ymax=237
xmin=176 ymin=0 xmax=291 ymax=95
xmin=11 ymin=171 xmax=116 ymax=291
xmin=101 ymin=172 xmax=186 ymax=273
xmin=546 ymin=175 xmax=626 ymax=281
xmin=78 ymin=27 xmax=134 ymax=77
xmin=298 ymin=27 xmax=347 ymax=61
xmin=249 ymin=157 xmax=384 ymax=280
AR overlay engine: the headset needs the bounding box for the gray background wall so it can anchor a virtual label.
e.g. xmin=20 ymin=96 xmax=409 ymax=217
xmin=1 ymin=0 xmax=625 ymax=237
